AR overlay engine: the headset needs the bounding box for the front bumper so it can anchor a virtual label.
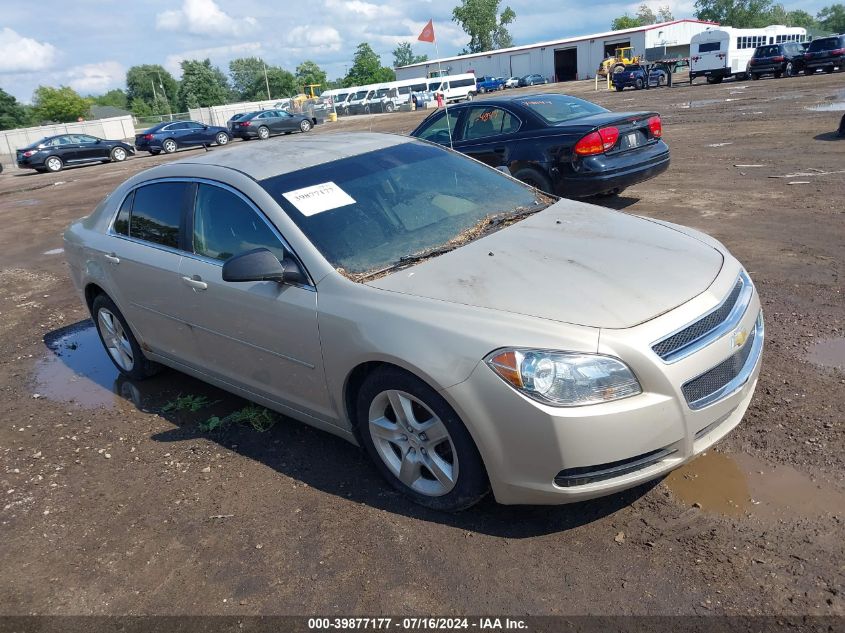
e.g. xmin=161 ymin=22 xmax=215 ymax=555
xmin=443 ymin=268 xmax=763 ymax=505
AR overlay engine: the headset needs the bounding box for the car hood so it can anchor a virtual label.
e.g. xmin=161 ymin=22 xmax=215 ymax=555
xmin=366 ymin=201 xmax=724 ymax=329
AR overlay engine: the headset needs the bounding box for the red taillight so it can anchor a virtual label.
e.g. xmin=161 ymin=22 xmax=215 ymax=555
xmin=804 ymin=53 xmax=811 ymax=59
xmin=239 ymin=121 xmax=251 ymax=127
xmin=647 ymin=115 xmax=662 ymax=138
xmin=832 ymin=48 xmax=845 ymax=55
xmin=143 ymin=134 xmax=153 ymax=140
xmin=574 ymin=127 xmax=619 ymax=156
xmin=23 ymin=150 xmax=36 ymax=157
xmin=772 ymin=55 xmax=784 ymax=62
xmin=749 ymin=58 xmax=756 ymax=65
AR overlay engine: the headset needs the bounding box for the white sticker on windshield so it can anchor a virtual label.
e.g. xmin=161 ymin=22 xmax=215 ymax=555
xmin=282 ymin=181 xmax=356 ymax=216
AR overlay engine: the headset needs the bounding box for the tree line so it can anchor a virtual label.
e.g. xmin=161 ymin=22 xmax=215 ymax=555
xmin=612 ymin=1 xmax=845 ymax=32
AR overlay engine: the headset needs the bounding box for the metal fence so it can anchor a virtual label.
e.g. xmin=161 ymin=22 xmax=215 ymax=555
xmin=0 ymin=116 xmax=136 ymax=171
xmin=132 ymin=111 xmax=191 ymax=130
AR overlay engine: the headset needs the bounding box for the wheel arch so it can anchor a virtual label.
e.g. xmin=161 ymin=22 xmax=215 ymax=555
xmin=84 ymin=282 xmax=108 ymax=315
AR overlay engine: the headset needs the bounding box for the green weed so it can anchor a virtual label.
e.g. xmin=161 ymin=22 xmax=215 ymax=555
xmin=199 ymin=404 xmax=277 ymax=434
xmin=162 ymin=394 xmax=219 ymax=413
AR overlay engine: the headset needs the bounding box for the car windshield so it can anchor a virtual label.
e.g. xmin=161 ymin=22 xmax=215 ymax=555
xmin=352 ymin=90 xmax=368 ymax=100
xmin=517 ymin=94 xmax=608 ymax=124
xmin=259 ymin=141 xmax=549 ymax=279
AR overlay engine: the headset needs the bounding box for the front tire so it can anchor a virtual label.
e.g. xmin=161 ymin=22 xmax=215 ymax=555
xmin=785 ymin=62 xmax=794 ymax=76
xmin=45 ymin=156 xmax=63 ymax=173
xmin=110 ymin=147 xmax=127 ymax=162
xmin=92 ymin=294 xmax=160 ymax=381
xmin=162 ymin=139 xmax=177 ymax=154
xmin=356 ymin=367 xmax=489 ymax=511
xmin=215 ymin=132 xmax=230 ymax=146
xmin=635 ymin=77 xmax=644 ymax=90
xmin=299 ymin=119 xmax=312 ymax=132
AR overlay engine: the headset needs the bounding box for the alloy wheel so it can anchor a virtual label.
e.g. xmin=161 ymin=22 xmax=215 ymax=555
xmin=300 ymin=120 xmax=312 ymax=132
xmin=45 ymin=157 xmax=62 ymax=172
xmin=216 ymin=132 xmax=229 ymax=145
xmin=163 ymin=139 xmax=177 ymax=154
xmin=368 ymin=389 xmax=459 ymax=496
xmin=258 ymin=126 xmax=270 ymax=139
xmin=112 ymin=147 xmax=126 ymax=161
xmin=97 ymin=308 xmax=134 ymax=372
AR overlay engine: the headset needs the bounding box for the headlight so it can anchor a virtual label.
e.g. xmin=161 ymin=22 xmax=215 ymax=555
xmin=485 ymin=349 xmax=641 ymax=407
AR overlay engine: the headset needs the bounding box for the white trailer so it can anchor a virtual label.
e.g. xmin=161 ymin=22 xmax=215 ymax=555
xmin=690 ymin=25 xmax=807 ymax=84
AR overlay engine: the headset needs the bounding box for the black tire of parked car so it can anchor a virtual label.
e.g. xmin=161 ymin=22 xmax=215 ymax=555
xmin=91 ymin=294 xmax=161 ymax=381
xmin=215 ymin=132 xmax=230 ymax=146
xmin=162 ymin=139 xmax=178 ymax=154
xmin=785 ymin=62 xmax=795 ymax=76
xmin=635 ymin=78 xmax=644 ymax=90
xmin=838 ymin=113 xmax=845 ymax=137
xmin=300 ymin=119 xmax=312 ymax=132
xmin=615 ymin=85 xmax=624 ymax=92
xmin=109 ymin=147 xmax=128 ymax=162
xmin=257 ymin=126 xmax=270 ymax=140
xmin=512 ymin=167 xmax=553 ymax=194
xmin=751 ymin=72 xmax=760 ymax=80
xmin=44 ymin=156 xmax=63 ymax=173
xmin=824 ymin=66 xmax=834 ymax=73
xmin=355 ymin=366 xmax=489 ymax=512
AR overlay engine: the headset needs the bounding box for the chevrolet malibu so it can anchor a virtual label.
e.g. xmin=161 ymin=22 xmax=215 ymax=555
xmin=64 ymin=133 xmax=764 ymax=511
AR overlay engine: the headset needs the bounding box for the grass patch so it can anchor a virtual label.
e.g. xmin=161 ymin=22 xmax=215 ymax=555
xmin=200 ymin=404 xmax=277 ymax=433
xmin=162 ymin=394 xmax=219 ymax=413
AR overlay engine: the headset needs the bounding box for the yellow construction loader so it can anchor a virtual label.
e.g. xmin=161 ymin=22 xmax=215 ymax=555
xmin=597 ymin=47 xmax=641 ymax=77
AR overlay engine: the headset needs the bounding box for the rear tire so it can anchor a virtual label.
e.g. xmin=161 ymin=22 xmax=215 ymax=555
xmin=356 ymin=367 xmax=489 ymax=511
xmin=804 ymin=67 xmax=814 ymax=76
xmin=162 ymin=139 xmax=177 ymax=154
xmin=824 ymin=66 xmax=834 ymax=74
xmin=512 ymin=167 xmax=554 ymax=195
xmin=635 ymin=78 xmax=644 ymax=90
xmin=615 ymin=85 xmax=624 ymax=92
xmin=258 ymin=126 xmax=270 ymax=140
xmin=92 ymin=294 xmax=161 ymax=381
xmin=751 ymin=72 xmax=760 ymax=80
xmin=785 ymin=62 xmax=794 ymax=76
xmin=45 ymin=156 xmax=63 ymax=173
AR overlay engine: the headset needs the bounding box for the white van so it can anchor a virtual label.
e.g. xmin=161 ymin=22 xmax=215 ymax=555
xmin=690 ymin=25 xmax=806 ymax=84
xmin=346 ymin=84 xmax=380 ymax=114
xmin=426 ymin=73 xmax=477 ymax=102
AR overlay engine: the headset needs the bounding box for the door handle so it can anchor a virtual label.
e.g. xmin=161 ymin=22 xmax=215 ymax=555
xmin=181 ymin=275 xmax=208 ymax=291
xmin=104 ymin=253 xmax=120 ymax=264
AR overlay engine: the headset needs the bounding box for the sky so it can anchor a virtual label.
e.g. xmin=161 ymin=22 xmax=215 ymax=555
xmin=0 ymin=0 xmax=829 ymax=103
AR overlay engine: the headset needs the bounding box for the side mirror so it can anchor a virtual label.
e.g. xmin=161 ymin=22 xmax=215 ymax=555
xmin=223 ymin=248 xmax=292 ymax=283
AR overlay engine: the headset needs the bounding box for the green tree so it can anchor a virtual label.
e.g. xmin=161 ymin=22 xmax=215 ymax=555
xmin=31 ymin=86 xmax=92 ymax=123
xmin=295 ymin=61 xmax=328 ymax=92
xmin=263 ymin=67 xmax=298 ymax=99
xmin=126 ymin=65 xmax=178 ymax=114
xmin=694 ymin=0 xmax=776 ymax=28
xmin=91 ymin=89 xmax=128 ymax=109
xmin=452 ymin=0 xmax=516 ymax=54
xmin=392 ymin=42 xmax=428 ymax=67
xmin=176 ymin=59 xmax=230 ymax=111
xmin=129 ymin=97 xmax=153 ymax=117
xmin=229 ymin=57 xmax=266 ymax=99
xmin=785 ymin=9 xmax=817 ymax=29
xmin=344 ymin=43 xmax=396 ymax=86
xmin=611 ymin=13 xmax=644 ymax=30
xmin=0 ymin=87 xmax=30 ymax=130
xmin=817 ymin=3 xmax=845 ymax=33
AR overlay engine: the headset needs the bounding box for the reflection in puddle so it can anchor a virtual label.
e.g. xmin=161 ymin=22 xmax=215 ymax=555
xmin=664 ymin=451 xmax=845 ymax=519
xmin=806 ymin=337 xmax=845 ymax=370
xmin=34 ymin=321 xmax=238 ymax=412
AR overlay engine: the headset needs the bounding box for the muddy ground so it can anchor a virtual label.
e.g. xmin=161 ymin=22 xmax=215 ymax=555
xmin=0 ymin=72 xmax=843 ymax=618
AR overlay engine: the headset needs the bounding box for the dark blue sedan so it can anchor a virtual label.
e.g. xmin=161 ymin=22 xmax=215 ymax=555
xmin=134 ymin=120 xmax=231 ymax=155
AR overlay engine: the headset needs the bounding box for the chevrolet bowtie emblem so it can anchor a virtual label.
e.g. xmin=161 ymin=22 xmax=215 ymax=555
xmin=731 ymin=328 xmax=749 ymax=350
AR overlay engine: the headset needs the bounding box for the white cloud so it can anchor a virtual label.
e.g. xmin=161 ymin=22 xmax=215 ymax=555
xmin=156 ymin=0 xmax=258 ymax=37
xmin=284 ymin=26 xmax=343 ymax=53
xmin=0 ymin=27 xmax=58 ymax=73
xmin=66 ymin=61 xmax=125 ymax=93
xmin=164 ymin=42 xmax=263 ymax=75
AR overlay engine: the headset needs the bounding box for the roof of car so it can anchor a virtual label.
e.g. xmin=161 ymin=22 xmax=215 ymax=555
xmin=170 ymin=132 xmax=413 ymax=181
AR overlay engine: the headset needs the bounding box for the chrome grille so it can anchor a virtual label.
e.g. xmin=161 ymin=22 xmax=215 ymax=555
xmin=682 ymin=326 xmax=757 ymax=406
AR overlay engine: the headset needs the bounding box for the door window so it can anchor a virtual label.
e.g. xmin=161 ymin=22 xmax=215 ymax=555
xmin=461 ymin=107 xmax=519 ymax=140
xmin=183 ymin=122 xmax=204 ymax=129
xmin=192 ymin=184 xmax=286 ymax=262
xmin=414 ymin=111 xmax=459 ymax=145
xmin=129 ymin=181 xmax=192 ymax=249
xmin=164 ymin=122 xmax=187 ymax=131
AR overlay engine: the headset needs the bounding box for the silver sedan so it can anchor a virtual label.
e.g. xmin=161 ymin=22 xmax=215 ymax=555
xmin=64 ymin=132 xmax=763 ymax=510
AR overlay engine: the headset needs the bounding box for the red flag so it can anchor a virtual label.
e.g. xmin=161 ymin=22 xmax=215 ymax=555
xmin=418 ymin=19 xmax=435 ymax=43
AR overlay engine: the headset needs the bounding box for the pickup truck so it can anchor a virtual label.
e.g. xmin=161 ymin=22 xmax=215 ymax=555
xmin=476 ymin=76 xmax=505 ymax=93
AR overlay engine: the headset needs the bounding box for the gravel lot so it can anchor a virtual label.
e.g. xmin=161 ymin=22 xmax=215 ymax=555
xmin=0 ymin=72 xmax=843 ymax=617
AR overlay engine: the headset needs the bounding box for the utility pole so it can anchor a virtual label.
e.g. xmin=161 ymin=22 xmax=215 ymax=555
xmin=264 ymin=62 xmax=271 ymax=101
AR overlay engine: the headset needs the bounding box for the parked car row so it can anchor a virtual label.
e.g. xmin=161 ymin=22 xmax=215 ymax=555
xmin=15 ymin=134 xmax=135 ymax=173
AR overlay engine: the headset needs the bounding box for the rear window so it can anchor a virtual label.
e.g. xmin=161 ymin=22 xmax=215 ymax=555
xmin=697 ymin=41 xmax=721 ymax=53
xmin=808 ymin=37 xmax=843 ymax=52
xmin=517 ymin=94 xmax=607 ymax=125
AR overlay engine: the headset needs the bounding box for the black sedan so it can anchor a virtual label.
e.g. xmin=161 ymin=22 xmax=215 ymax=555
xmin=519 ymin=74 xmax=548 ymax=87
xmin=410 ymin=94 xmax=669 ymax=197
xmin=16 ymin=134 xmax=134 ymax=173
xmin=230 ymin=109 xmax=316 ymax=140
xmin=134 ymin=120 xmax=230 ymax=155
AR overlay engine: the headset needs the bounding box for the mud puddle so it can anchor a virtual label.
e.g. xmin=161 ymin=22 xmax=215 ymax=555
xmin=806 ymin=337 xmax=845 ymax=371
xmin=664 ymin=451 xmax=845 ymax=519
xmin=33 ymin=320 xmax=236 ymax=412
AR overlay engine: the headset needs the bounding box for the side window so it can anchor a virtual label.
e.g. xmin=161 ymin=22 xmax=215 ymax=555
xmin=165 ymin=122 xmax=186 ymax=131
xmin=129 ymin=182 xmax=191 ymax=249
xmin=462 ymin=107 xmax=519 ymax=140
xmin=113 ymin=190 xmax=134 ymax=236
xmin=415 ymin=111 xmax=459 ymax=145
xmin=192 ymin=184 xmax=286 ymax=262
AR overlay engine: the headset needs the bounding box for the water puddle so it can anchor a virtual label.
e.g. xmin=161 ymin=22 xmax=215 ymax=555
xmin=664 ymin=451 xmax=845 ymax=519
xmin=43 ymin=248 xmax=64 ymax=256
xmin=806 ymin=337 xmax=845 ymax=371
xmin=806 ymin=102 xmax=845 ymax=112
xmin=33 ymin=321 xmax=234 ymax=411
